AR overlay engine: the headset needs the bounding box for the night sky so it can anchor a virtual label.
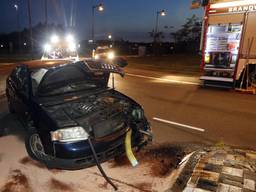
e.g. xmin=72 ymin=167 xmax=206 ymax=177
xmin=0 ymin=0 xmax=203 ymax=42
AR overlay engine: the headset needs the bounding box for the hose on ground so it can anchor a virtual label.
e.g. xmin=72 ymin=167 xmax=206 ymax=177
xmin=125 ymin=129 xmax=139 ymax=167
xmin=88 ymin=137 xmax=118 ymax=191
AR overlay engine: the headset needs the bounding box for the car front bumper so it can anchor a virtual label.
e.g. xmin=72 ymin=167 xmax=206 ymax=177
xmin=48 ymin=138 xmax=125 ymax=170
xmin=46 ymin=126 xmax=152 ymax=170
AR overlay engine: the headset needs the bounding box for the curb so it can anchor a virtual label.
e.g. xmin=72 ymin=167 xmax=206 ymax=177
xmin=182 ymin=147 xmax=256 ymax=192
xmin=167 ymin=150 xmax=205 ymax=192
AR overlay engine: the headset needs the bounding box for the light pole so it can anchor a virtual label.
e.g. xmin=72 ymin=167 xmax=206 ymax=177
xmin=14 ymin=3 xmax=21 ymax=53
xmin=27 ymin=0 xmax=33 ymax=53
xmin=108 ymin=34 xmax=113 ymax=47
xmin=92 ymin=3 xmax=104 ymax=43
xmin=44 ymin=0 xmax=48 ymax=30
xmin=154 ymin=10 xmax=166 ymax=42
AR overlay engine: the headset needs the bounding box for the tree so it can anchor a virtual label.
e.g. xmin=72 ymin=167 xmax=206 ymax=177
xmin=149 ymin=29 xmax=165 ymax=43
xmin=148 ymin=29 xmax=165 ymax=55
xmin=171 ymin=15 xmax=202 ymax=53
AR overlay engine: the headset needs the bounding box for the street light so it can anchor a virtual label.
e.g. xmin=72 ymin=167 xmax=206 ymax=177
xmin=92 ymin=3 xmax=104 ymax=42
xmin=108 ymin=34 xmax=113 ymax=48
xmin=50 ymin=35 xmax=59 ymax=44
xmin=44 ymin=43 xmax=52 ymax=52
xmin=14 ymin=4 xmax=18 ymax=10
xmin=160 ymin=10 xmax=166 ymax=16
xmin=98 ymin=4 xmax=104 ymax=11
xmin=66 ymin=34 xmax=74 ymax=43
xmin=14 ymin=3 xmax=20 ymax=53
xmin=154 ymin=10 xmax=166 ymax=42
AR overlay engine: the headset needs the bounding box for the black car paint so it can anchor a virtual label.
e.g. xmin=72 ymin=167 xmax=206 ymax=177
xmin=6 ymin=60 xmax=151 ymax=169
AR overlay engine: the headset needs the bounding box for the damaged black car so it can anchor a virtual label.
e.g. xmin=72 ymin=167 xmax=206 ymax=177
xmin=6 ymin=60 xmax=152 ymax=170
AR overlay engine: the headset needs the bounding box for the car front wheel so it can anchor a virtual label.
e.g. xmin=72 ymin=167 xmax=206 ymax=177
xmin=25 ymin=130 xmax=53 ymax=163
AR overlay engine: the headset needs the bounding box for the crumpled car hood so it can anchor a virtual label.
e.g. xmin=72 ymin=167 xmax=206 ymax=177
xmin=43 ymin=90 xmax=135 ymax=138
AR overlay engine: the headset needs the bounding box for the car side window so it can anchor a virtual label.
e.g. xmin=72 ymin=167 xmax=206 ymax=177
xmin=13 ymin=66 xmax=29 ymax=97
xmin=10 ymin=68 xmax=21 ymax=88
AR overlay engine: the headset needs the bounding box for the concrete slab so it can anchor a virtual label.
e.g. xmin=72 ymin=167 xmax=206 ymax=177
xmin=222 ymin=167 xmax=243 ymax=178
xmin=244 ymin=179 xmax=256 ymax=191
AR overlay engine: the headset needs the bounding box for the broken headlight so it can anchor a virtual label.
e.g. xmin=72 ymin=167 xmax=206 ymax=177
xmin=132 ymin=108 xmax=144 ymax=120
xmin=51 ymin=127 xmax=89 ymax=142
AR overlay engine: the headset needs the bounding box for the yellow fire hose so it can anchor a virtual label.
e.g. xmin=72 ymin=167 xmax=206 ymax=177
xmin=125 ymin=129 xmax=139 ymax=167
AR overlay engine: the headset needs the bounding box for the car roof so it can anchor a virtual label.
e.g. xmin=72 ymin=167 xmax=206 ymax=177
xmin=20 ymin=59 xmax=125 ymax=76
xmin=23 ymin=59 xmax=72 ymax=70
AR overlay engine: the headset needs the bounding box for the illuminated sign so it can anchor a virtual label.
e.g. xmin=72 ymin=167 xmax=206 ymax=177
xmin=209 ymin=0 xmax=256 ymax=14
xmin=228 ymin=4 xmax=256 ymax=12
xmin=210 ymin=0 xmax=246 ymax=3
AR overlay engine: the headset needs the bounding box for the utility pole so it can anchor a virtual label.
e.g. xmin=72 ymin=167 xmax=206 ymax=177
xmin=154 ymin=12 xmax=159 ymax=42
xmin=154 ymin=10 xmax=166 ymax=42
xmin=91 ymin=3 xmax=104 ymax=42
xmin=27 ymin=0 xmax=33 ymax=54
xmin=92 ymin=6 xmax=95 ymax=42
xmin=14 ymin=3 xmax=21 ymax=53
xmin=44 ymin=0 xmax=48 ymax=29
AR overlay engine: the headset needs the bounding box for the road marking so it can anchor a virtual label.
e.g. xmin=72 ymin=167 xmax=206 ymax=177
xmin=153 ymin=117 xmax=205 ymax=132
xmin=126 ymin=73 xmax=200 ymax=85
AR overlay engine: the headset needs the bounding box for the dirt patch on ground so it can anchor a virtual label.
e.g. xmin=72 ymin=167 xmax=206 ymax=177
xmin=0 ymin=169 xmax=32 ymax=192
xmin=0 ymin=154 xmax=2 ymax=162
xmin=98 ymin=181 xmax=108 ymax=190
xmin=110 ymin=143 xmax=186 ymax=178
xmin=134 ymin=182 xmax=152 ymax=192
xmin=19 ymin=156 xmax=63 ymax=174
xmin=49 ymin=178 xmax=74 ymax=192
xmin=139 ymin=144 xmax=185 ymax=177
xmin=19 ymin=156 xmax=46 ymax=169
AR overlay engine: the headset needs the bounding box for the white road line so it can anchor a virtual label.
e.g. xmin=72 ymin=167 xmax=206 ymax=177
xmin=153 ymin=117 xmax=205 ymax=132
xmin=126 ymin=73 xmax=200 ymax=85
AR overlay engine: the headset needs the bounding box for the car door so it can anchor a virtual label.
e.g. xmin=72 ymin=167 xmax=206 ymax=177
xmin=12 ymin=66 xmax=30 ymax=118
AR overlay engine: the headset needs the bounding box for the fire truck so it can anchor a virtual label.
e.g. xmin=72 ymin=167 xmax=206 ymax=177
xmin=199 ymin=0 xmax=256 ymax=92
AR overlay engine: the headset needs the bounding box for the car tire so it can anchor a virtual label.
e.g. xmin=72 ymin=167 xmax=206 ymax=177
xmin=25 ymin=128 xmax=53 ymax=164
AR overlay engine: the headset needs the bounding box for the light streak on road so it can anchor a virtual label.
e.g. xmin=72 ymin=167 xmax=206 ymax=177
xmin=153 ymin=117 xmax=205 ymax=132
xmin=126 ymin=73 xmax=200 ymax=85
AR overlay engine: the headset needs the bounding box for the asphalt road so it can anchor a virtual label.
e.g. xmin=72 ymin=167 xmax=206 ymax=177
xmin=0 ymin=61 xmax=256 ymax=150
xmin=114 ymin=67 xmax=256 ymax=150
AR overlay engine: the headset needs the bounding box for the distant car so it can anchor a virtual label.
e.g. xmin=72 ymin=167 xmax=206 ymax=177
xmin=93 ymin=46 xmax=115 ymax=60
xmin=5 ymin=60 xmax=152 ymax=170
xmin=93 ymin=46 xmax=128 ymax=68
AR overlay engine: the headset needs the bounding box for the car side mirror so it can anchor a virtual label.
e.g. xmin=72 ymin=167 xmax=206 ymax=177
xmin=113 ymin=57 xmax=128 ymax=68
